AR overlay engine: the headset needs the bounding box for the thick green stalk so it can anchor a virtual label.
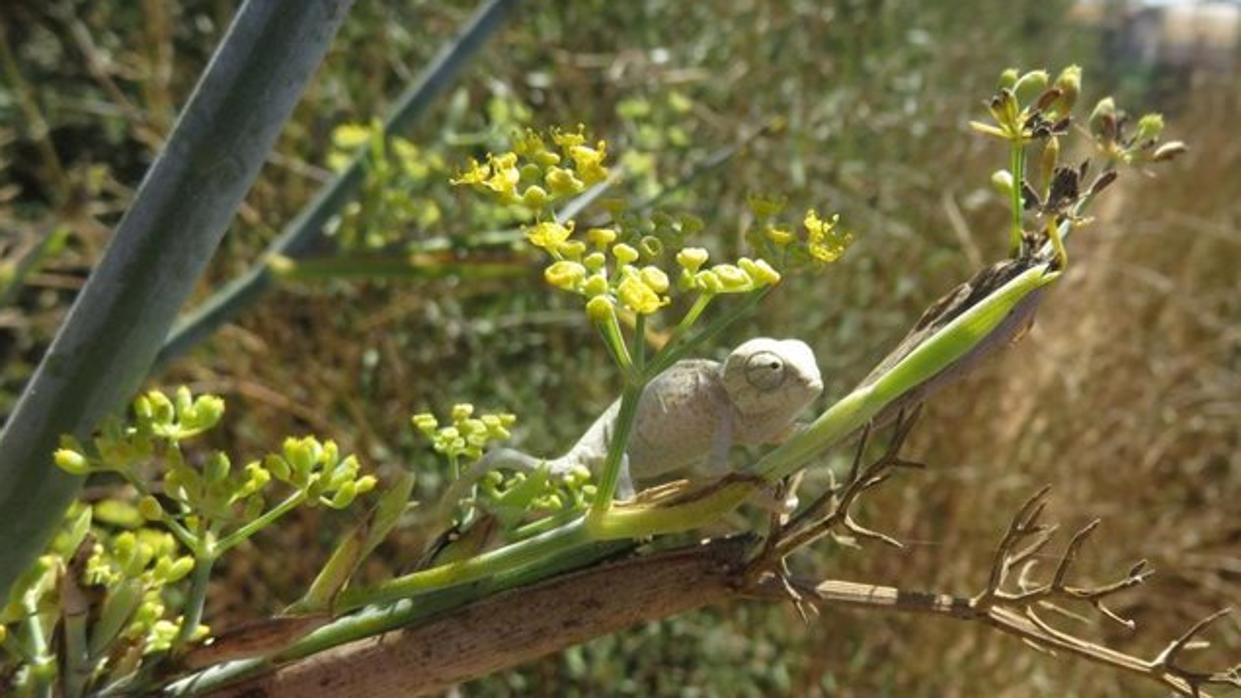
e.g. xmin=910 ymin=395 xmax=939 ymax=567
xmin=335 ymin=517 xmax=594 ymax=611
xmin=156 ymin=0 xmax=523 ymax=366
xmin=0 ymin=0 xmax=355 ymax=602
xmin=163 ymin=538 xmax=631 ymax=696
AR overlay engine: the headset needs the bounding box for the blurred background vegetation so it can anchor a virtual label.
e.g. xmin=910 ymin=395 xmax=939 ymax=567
xmin=1 ymin=0 xmax=1237 ymax=695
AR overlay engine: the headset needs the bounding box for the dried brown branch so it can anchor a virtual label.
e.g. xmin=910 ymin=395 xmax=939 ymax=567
xmin=746 ymin=406 xmax=924 ymax=582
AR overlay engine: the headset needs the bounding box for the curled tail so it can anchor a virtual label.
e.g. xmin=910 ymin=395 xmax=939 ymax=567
xmin=425 ymin=448 xmax=559 ymax=528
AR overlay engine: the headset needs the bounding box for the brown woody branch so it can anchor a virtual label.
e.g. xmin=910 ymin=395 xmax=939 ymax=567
xmin=202 ymin=478 xmax=1238 ymax=698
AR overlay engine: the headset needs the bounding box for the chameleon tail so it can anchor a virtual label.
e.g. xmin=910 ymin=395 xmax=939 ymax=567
xmin=425 ymin=448 xmax=557 ymax=529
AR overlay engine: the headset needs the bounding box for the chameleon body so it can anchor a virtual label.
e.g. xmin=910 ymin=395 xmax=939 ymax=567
xmin=475 ymin=337 xmax=823 ymax=499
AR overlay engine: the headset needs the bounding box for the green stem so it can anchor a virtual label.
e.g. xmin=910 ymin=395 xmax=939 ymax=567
xmin=646 ymin=290 xmax=766 ymax=378
xmin=216 ymin=491 xmax=306 ymax=553
xmin=590 ymin=383 xmax=644 ymax=514
xmin=1009 ymin=139 xmax=1026 ymax=255
xmin=23 ymin=597 xmax=54 ymax=698
xmin=164 ymin=538 xmax=632 ymax=696
xmin=335 ymin=516 xmax=595 ymax=610
xmin=633 ymin=314 xmax=647 ymax=371
xmin=664 ymin=292 xmax=714 ymax=348
xmin=171 ymin=552 xmax=215 ymax=652
xmin=268 ymin=255 xmax=527 ymax=282
xmin=116 ymin=469 xmax=199 ymax=553
xmin=594 ymin=310 xmax=633 ymax=374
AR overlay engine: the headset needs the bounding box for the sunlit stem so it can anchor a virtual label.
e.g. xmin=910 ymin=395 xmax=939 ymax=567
xmin=1009 ymin=137 xmax=1026 ymax=255
xmin=646 ymin=289 xmax=766 ymax=378
xmin=171 ymin=548 xmax=215 ymax=652
xmin=23 ymin=596 xmax=54 ymax=698
xmin=589 ymin=383 xmax=644 ymax=515
xmin=216 ymin=491 xmax=306 ymax=553
xmin=593 ymin=310 xmax=633 ymax=375
xmin=667 ymin=292 xmax=714 ymax=346
xmin=633 ymin=314 xmax=646 ymax=371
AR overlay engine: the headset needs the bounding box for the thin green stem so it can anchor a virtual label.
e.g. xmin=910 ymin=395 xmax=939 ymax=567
xmin=335 ymin=516 xmax=595 ymax=611
xmin=594 ymin=310 xmax=634 ymax=375
xmin=665 ymin=292 xmax=714 ymax=348
xmin=171 ymin=552 xmax=214 ymax=652
xmin=589 ymin=384 xmax=644 ymax=515
xmin=646 ymin=290 xmax=766 ymax=378
xmin=511 ymin=506 xmax=586 ymax=540
xmin=115 ymin=469 xmax=200 ymax=554
xmin=216 ymin=491 xmax=306 ymax=553
xmin=633 ymin=314 xmax=647 ymax=371
xmin=1009 ymin=139 xmax=1026 ymax=255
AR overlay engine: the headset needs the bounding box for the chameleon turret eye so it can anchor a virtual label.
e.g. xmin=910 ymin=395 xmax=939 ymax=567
xmin=745 ymin=351 xmax=787 ymax=391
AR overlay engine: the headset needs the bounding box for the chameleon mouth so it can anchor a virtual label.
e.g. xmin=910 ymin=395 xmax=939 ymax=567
xmin=804 ymin=376 xmax=824 ymax=393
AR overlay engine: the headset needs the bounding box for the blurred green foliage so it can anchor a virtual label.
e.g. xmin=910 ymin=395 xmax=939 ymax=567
xmin=2 ymin=0 xmax=1238 ymax=695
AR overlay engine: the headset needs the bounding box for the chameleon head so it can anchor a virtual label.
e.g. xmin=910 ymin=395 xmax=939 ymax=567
xmin=722 ymin=337 xmax=823 ymax=416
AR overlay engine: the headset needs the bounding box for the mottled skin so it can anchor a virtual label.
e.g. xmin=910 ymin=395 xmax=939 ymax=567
xmin=476 ymin=337 xmax=823 ymax=499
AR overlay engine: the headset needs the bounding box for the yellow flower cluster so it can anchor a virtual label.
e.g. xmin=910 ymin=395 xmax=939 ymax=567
xmin=412 ymin=403 xmax=516 ymax=462
xmin=802 ymin=210 xmax=853 ymax=263
xmin=529 ymin=218 xmax=783 ymax=318
xmin=451 ymin=125 xmax=609 ymax=210
xmin=744 ymin=194 xmax=854 ymax=269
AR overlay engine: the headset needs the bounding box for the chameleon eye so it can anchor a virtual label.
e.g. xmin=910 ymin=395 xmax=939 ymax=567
xmin=744 ymin=351 xmax=786 ymax=391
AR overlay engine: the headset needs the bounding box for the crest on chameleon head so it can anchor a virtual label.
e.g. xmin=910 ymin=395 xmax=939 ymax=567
xmin=722 ymin=338 xmax=823 ymax=415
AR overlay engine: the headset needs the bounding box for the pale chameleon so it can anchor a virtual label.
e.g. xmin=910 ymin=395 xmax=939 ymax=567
xmin=461 ymin=337 xmax=823 ymax=502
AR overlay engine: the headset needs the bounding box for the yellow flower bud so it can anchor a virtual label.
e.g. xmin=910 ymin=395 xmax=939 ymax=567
xmin=544 ymin=260 xmax=587 ymax=290
xmin=138 ymin=496 xmax=163 ymax=521
xmin=711 ymin=264 xmax=751 ymax=291
xmin=639 ymin=266 xmax=670 ymax=293
xmin=545 ymin=166 xmax=585 ymax=195
xmin=617 ymin=275 xmax=665 ymax=314
xmin=557 ymin=240 xmax=587 ymax=261
xmin=738 ymin=257 xmax=781 ymax=286
xmin=586 ymin=295 xmax=616 ymax=322
xmin=695 ymin=270 xmax=723 ymax=293
xmin=587 ymin=228 xmax=618 ymax=248
xmin=525 ymin=221 xmax=574 ymax=252
xmin=582 ymin=273 xmax=609 ymax=297
xmin=411 ymin=413 xmax=438 ymax=435
xmin=451 ymin=404 xmax=475 ymax=422
xmin=583 ymin=252 xmax=606 ymax=271
xmin=764 ymin=226 xmax=794 ymax=246
xmin=54 ymin=449 xmax=90 ymax=475
xmin=675 ymin=247 xmax=709 ymax=272
xmin=612 ymin=243 xmax=640 ymax=265
xmin=521 ymin=185 xmax=550 ymax=209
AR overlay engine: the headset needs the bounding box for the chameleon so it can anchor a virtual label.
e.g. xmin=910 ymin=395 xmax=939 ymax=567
xmin=453 ymin=337 xmax=824 ymax=506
